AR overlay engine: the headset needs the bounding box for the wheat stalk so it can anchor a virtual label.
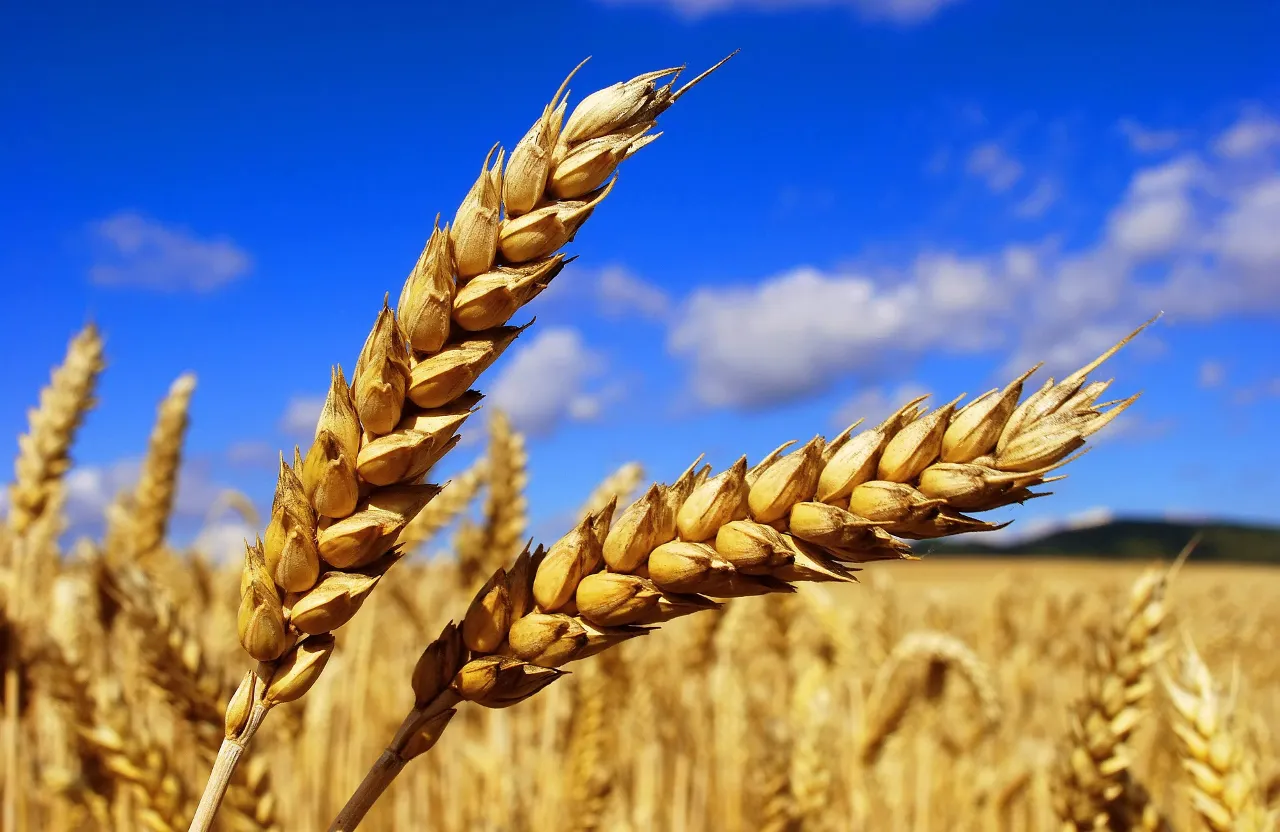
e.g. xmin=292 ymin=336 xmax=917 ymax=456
xmin=1163 ymin=635 xmax=1273 ymax=832
xmin=188 ymin=55 xmax=733 ymax=831
xmin=328 ymin=324 xmax=1147 ymax=829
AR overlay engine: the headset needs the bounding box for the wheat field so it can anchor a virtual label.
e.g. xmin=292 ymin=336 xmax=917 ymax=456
xmin=2 ymin=55 xmax=1277 ymax=832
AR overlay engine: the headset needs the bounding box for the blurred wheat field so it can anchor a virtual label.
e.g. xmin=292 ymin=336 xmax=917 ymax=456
xmin=5 ymin=527 xmax=1279 ymax=829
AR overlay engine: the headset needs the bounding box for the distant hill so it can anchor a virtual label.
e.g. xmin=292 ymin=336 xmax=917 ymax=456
xmin=915 ymin=519 xmax=1280 ymax=563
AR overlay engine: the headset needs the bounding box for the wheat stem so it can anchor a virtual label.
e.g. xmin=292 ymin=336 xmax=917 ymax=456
xmin=328 ymin=693 xmax=460 ymax=831
xmin=188 ymin=702 xmax=268 ymax=832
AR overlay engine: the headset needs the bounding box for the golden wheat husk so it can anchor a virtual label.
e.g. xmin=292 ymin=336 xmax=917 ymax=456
xmin=4 ymin=323 xmax=105 ymax=832
xmin=328 ymin=323 xmax=1147 ymax=829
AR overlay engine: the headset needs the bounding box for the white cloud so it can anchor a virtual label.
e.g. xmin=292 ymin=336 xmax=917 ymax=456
xmin=965 ymin=142 xmax=1023 ymax=193
xmin=594 ymin=0 xmax=965 ymax=24
xmin=1105 ymin=157 xmax=1199 ymax=259
xmin=1014 ymin=177 xmax=1060 ymax=219
xmin=1198 ymin=360 xmax=1225 ymax=389
xmin=596 ymin=265 xmax=671 ymax=321
xmin=487 ymin=327 xmax=613 ymax=436
xmin=665 ymin=110 xmax=1280 ymax=410
xmin=191 ymin=519 xmax=257 ymax=563
xmin=1214 ymin=177 xmax=1280 ymax=272
xmin=62 ymin=456 xmax=228 ymax=535
xmin=833 ymin=383 xmax=930 ymax=429
xmin=667 ymin=253 xmax=1022 ymax=408
xmin=1117 ymin=118 xmax=1185 ymax=154
xmin=227 ymin=440 xmax=277 ymax=468
xmin=280 ymin=396 xmax=324 ymax=436
xmin=1213 ymin=112 xmax=1280 ymax=159
xmin=88 ymin=213 xmax=251 ymax=291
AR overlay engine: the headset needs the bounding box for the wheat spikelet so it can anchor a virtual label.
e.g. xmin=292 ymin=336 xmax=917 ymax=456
xmin=577 ymin=462 xmax=645 ymax=521
xmin=1053 ymin=561 xmax=1178 ymax=831
xmin=190 ymin=56 xmax=734 ymax=830
xmin=130 ymin=373 xmax=197 ymax=566
xmin=1164 ymin=636 xmax=1272 ymax=831
xmin=328 ymin=325 xmax=1145 ymax=828
xmin=6 ymin=323 xmax=105 ymax=537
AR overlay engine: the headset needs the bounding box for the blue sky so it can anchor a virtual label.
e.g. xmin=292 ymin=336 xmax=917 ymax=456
xmin=3 ymin=0 xmax=1278 ymax=556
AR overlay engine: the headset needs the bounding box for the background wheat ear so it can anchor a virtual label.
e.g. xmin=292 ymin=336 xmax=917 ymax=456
xmin=1052 ymin=539 xmax=1196 ymax=831
xmin=1163 ymin=634 xmax=1272 ymax=832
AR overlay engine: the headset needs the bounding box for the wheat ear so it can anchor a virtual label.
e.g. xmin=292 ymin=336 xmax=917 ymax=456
xmin=578 ymin=462 xmax=646 ymax=521
xmin=6 ymin=323 xmax=105 ymax=538
xmin=861 ymin=630 xmax=1002 ymax=765
xmin=188 ymin=56 xmax=733 ymax=832
xmin=1163 ymin=635 xmax=1272 ymax=831
xmin=328 ymin=327 xmax=1146 ymax=829
xmin=130 ymin=373 xmax=197 ymax=567
xmin=459 ymin=409 xmax=529 ymax=586
xmin=4 ymin=323 xmax=105 ymax=831
xmin=1052 ymin=542 xmax=1193 ymax=831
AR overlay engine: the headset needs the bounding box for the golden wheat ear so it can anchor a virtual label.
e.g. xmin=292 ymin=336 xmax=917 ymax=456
xmin=186 ymin=55 xmax=736 ymax=832
xmin=327 ymin=319 xmax=1150 ymax=830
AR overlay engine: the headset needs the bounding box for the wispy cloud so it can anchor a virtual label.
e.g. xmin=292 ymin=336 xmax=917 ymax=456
xmin=280 ymin=396 xmax=324 ymax=436
xmin=594 ymin=0 xmax=966 ymax=24
xmin=88 ymin=212 xmax=251 ymax=292
xmin=1117 ymin=118 xmax=1185 ymax=154
xmin=1213 ymin=111 xmax=1280 ymax=159
xmin=596 ymin=265 xmax=672 ymax=322
xmin=965 ymin=142 xmax=1024 ymax=193
xmin=1014 ymin=177 xmax=1060 ymax=219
